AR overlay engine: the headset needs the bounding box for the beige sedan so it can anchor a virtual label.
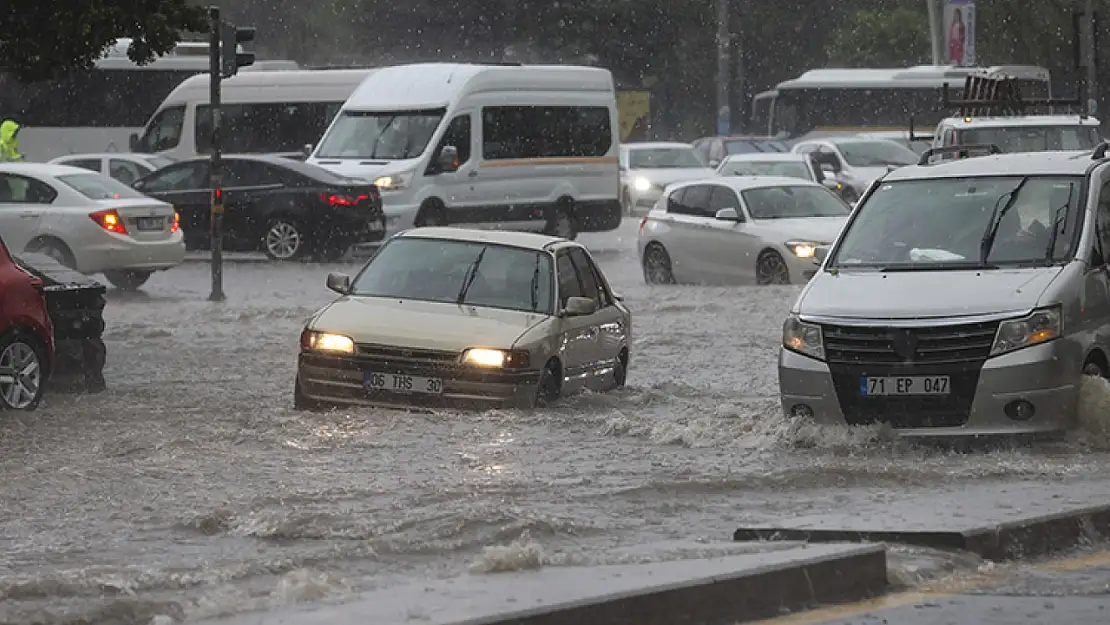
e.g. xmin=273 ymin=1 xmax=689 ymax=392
xmin=295 ymin=227 xmax=632 ymax=410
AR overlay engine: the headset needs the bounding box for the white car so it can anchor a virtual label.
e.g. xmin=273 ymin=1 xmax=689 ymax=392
xmin=637 ymin=176 xmax=850 ymax=285
xmin=791 ymin=137 xmax=919 ymax=202
xmin=0 ymin=163 xmax=184 ymax=290
xmin=295 ymin=227 xmax=632 ymax=410
xmin=716 ymin=152 xmax=849 ymax=198
xmin=620 ymin=142 xmax=717 ymax=216
xmin=48 ymin=153 xmax=176 ymax=185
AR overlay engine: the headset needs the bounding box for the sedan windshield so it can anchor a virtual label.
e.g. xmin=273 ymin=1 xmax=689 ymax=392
xmin=961 ymin=126 xmax=1101 ymax=152
xmin=628 ymin=147 xmax=705 ymax=169
xmin=314 ymin=109 xmax=445 ymax=160
xmin=742 ymin=185 xmax=850 ymax=219
xmin=721 ymin=160 xmax=812 ymax=180
xmin=58 ymin=173 xmax=146 ymax=200
xmin=349 ymin=238 xmax=555 ymax=314
xmin=836 ymin=140 xmax=918 ymax=167
xmin=830 ymin=176 xmax=1084 ymax=269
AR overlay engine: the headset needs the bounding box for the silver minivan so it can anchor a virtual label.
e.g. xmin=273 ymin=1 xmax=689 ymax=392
xmin=779 ymin=148 xmax=1110 ymax=436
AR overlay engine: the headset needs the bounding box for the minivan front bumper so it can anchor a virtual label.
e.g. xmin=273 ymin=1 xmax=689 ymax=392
xmin=779 ymin=340 xmax=1079 ymax=436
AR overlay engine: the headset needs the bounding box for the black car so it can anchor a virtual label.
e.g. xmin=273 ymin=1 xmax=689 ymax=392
xmin=132 ymin=154 xmax=384 ymax=261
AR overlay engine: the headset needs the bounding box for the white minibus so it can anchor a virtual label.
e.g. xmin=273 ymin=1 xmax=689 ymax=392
xmin=307 ymin=62 xmax=622 ymax=239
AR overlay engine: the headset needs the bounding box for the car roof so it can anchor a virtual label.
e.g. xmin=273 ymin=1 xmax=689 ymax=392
xmin=939 ymin=115 xmax=1102 ymax=128
xmin=623 ymin=142 xmax=693 ymax=150
xmin=722 ymin=153 xmax=807 ymax=162
xmin=674 ymin=175 xmax=822 ymax=192
xmin=52 ymin=153 xmax=161 ymax=160
xmin=884 ymin=150 xmax=1096 ymax=181
xmin=397 ymin=227 xmax=567 ymax=250
xmin=178 ymin=153 xmax=294 ymax=165
xmin=0 ymin=162 xmax=96 ymax=177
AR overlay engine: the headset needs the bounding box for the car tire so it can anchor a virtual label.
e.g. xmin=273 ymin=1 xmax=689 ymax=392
xmin=642 ymin=244 xmax=676 ymax=284
xmin=532 ymin=360 xmax=561 ymax=408
xmin=1083 ymin=359 xmax=1107 ymax=378
xmin=0 ymin=330 xmax=47 ymax=411
xmin=611 ymin=350 xmax=628 ymax=389
xmin=26 ymin=238 xmax=76 ymax=270
xmin=547 ymin=202 xmax=578 ymax=240
xmin=103 ymin=270 xmax=152 ymax=291
xmin=263 ymin=217 xmax=308 ymax=261
xmin=417 ymin=203 xmax=449 ymax=227
xmin=756 ymin=251 xmax=791 ymax=285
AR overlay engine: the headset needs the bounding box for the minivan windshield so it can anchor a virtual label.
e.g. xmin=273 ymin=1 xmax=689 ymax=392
xmin=960 ymin=126 xmax=1101 ymax=152
xmin=349 ymin=238 xmax=556 ymax=314
xmin=314 ymin=108 xmax=445 ymax=160
xmin=830 ymin=175 xmax=1084 ymax=270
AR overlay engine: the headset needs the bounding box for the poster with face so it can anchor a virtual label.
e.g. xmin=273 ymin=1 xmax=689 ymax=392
xmin=944 ymin=0 xmax=977 ymax=67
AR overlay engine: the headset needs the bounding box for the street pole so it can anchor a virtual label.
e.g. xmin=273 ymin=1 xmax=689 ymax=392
xmin=208 ymin=6 xmax=226 ymax=302
xmin=926 ymin=0 xmax=942 ymax=65
xmin=715 ymin=0 xmax=730 ymax=136
xmin=1086 ymin=0 xmax=1099 ymax=117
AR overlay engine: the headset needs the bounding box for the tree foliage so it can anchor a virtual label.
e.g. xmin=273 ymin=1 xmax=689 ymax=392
xmin=826 ymin=7 xmax=931 ymax=67
xmin=0 ymin=0 xmax=208 ymax=83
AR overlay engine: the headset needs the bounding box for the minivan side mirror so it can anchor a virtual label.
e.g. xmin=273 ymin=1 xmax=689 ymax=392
xmin=437 ymin=145 xmax=459 ymax=173
xmin=326 ymin=272 xmax=350 ymax=295
xmin=129 ymin=133 xmax=139 ymax=152
xmin=715 ymin=207 xmax=742 ymax=221
xmin=563 ymin=296 xmax=597 ymax=316
xmin=814 ymin=246 xmax=830 ymax=263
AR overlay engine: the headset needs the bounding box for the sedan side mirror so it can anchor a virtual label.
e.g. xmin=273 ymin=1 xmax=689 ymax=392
xmin=708 ymin=159 xmax=720 ymax=168
xmin=715 ymin=207 xmax=742 ymax=221
xmin=303 ymin=143 xmax=314 ymax=157
xmin=814 ymin=246 xmax=830 ymax=263
xmin=326 ymin=272 xmax=350 ymax=295
xmin=437 ymin=145 xmax=459 ymax=173
xmin=563 ymin=296 xmax=598 ymax=317
xmin=129 ymin=133 xmax=139 ymax=152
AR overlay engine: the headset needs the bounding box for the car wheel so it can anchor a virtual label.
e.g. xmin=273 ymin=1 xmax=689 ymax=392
xmin=547 ymin=203 xmax=578 ymax=240
xmin=533 ymin=360 xmax=561 ymax=407
xmin=756 ymin=251 xmax=791 ymax=285
xmin=642 ymin=244 xmax=676 ymax=284
xmin=103 ymin=270 xmax=152 ymax=291
xmin=417 ymin=204 xmax=448 ymax=227
xmin=263 ymin=218 xmax=307 ymax=261
xmin=0 ymin=332 xmax=46 ymax=411
xmin=27 ymin=238 xmax=76 ymax=270
xmin=1083 ymin=360 xmax=1107 ymax=378
xmin=611 ymin=351 xmax=628 ymax=389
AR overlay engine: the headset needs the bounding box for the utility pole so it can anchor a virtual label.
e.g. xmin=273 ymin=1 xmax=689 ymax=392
xmin=1086 ymin=0 xmax=1098 ymax=117
xmin=715 ymin=0 xmax=730 ymax=136
xmin=926 ymin=0 xmax=942 ymax=65
xmin=207 ymin=5 xmax=225 ymax=302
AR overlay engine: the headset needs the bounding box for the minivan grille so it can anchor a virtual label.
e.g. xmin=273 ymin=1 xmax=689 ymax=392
xmin=823 ymin=321 xmax=1000 ymax=366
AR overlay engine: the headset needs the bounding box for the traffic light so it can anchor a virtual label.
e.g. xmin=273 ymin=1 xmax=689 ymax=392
xmin=220 ymin=23 xmax=255 ymax=78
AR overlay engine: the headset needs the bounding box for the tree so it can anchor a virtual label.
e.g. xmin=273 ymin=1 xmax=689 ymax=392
xmin=0 ymin=0 xmax=207 ymax=83
xmin=825 ymin=7 xmax=931 ymax=67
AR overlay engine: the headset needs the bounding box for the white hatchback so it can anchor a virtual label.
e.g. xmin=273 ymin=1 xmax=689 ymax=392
xmin=637 ymin=176 xmax=850 ymax=285
xmin=0 ymin=163 xmax=184 ymax=290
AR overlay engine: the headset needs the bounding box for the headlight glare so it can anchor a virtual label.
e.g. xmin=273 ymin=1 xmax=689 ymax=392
xmin=301 ymin=330 xmax=355 ymax=354
xmin=373 ymin=172 xmax=409 ymax=190
xmin=461 ymin=348 xmax=531 ymax=368
xmin=786 ymin=241 xmax=820 ymax=259
xmin=782 ymin=315 xmax=824 ymax=360
xmin=990 ymin=306 xmax=1061 ymax=356
xmin=633 ymin=176 xmax=652 ymax=192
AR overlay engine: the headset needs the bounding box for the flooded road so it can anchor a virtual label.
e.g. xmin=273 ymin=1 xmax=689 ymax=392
xmin=4 ymin=222 xmax=1110 ymax=624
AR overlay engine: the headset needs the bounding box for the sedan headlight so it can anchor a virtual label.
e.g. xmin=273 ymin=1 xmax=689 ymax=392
xmin=782 ymin=315 xmax=824 ymax=360
xmin=301 ymin=330 xmax=355 ymax=354
xmin=785 ymin=241 xmax=821 ymax=259
xmin=373 ymin=171 xmax=412 ymax=191
xmin=990 ymin=306 xmax=1061 ymax=357
xmin=633 ymin=176 xmax=652 ymax=192
xmin=461 ymin=348 xmax=531 ymax=369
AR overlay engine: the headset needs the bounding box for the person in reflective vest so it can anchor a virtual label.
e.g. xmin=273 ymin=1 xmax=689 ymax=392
xmin=0 ymin=120 xmax=25 ymax=162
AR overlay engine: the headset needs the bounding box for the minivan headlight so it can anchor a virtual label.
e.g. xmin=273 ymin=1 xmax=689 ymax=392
xmin=373 ymin=171 xmax=412 ymax=190
xmin=990 ymin=306 xmax=1061 ymax=357
xmin=782 ymin=315 xmax=824 ymax=360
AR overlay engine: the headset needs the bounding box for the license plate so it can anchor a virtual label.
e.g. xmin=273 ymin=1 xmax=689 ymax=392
xmin=135 ymin=217 xmax=163 ymax=231
xmin=860 ymin=376 xmax=950 ymax=396
xmin=367 ymin=221 xmax=384 ymax=232
xmin=364 ymin=371 xmax=443 ymax=395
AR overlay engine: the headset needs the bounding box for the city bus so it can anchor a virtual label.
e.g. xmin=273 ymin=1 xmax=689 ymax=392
xmin=0 ymin=38 xmax=297 ymax=162
xmin=750 ymin=65 xmax=1052 ymax=140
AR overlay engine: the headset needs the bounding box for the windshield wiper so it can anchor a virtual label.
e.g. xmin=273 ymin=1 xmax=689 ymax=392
xmin=880 ymin=261 xmax=998 ymax=272
xmin=1044 ymin=186 xmax=1074 ymax=264
xmin=529 ymin=253 xmax=541 ymax=311
xmin=367 ymin=116 xmax=396 ymax=160
xmin=979 ymin=178 xmax=1029 ymax=265
xmin=456 ymin=246 xmax=488 ymax=305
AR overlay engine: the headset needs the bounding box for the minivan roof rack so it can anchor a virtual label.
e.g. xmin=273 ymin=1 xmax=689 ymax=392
xmin=941 ymin=72 xmax=1083 ymax=117
xmin=918 ymin=144 xmax=1002 ymax=165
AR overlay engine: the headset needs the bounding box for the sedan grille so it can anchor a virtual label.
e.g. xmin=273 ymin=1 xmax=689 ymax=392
xmin=823 ymin=320 xmax=999 ymax=366
xmin=356 ymin=343 xmax=458 ymax=366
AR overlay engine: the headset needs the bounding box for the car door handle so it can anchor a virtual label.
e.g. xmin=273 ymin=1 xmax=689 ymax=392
xmin=19 ymin=212 xmax=35 ymax=218
xmin=468 ymin=171 xmax=478 ymax=178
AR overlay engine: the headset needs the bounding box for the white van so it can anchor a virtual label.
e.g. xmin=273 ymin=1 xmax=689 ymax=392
xmin=306 ymin=63 xmax=623 ymax=239
xmin=131 ymin=68 xmax=376 ymax=160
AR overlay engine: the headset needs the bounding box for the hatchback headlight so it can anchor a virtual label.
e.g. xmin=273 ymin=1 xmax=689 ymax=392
xmin=782 ymin=315 xmax=824 ymax=360
xmin=301 ymin=330 xmax=355 ymax=354
xmin=461 ymin=348 xmax=531 ymax=369
xmin=990 ymin=306 xmax=1061 ymax=356
xmin=785 ymin=241 xmax=820 ymax=259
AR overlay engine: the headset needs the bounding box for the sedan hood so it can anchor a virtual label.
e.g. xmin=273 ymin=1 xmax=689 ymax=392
xmin=755 ymin=216 xmax=847 ymax=244
xmin=799 ymin=266 xmax=1062 ymax=319
xmin=629 ymin=167 xmax=718 ymax=187
xmin=311 ymin=297 xmax=548 ymax=351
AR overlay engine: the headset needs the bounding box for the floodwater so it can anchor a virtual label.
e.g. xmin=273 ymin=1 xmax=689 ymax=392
xmin=4 ymin=221 xmax=1110 ymax=624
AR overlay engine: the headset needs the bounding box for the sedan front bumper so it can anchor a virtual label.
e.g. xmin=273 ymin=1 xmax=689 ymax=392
xmin=297 ymin=351 xmax=540 ymax=410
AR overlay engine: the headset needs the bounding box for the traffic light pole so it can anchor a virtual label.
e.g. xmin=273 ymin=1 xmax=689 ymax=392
xmin=208 ymin=5 xmax=226 ymax=302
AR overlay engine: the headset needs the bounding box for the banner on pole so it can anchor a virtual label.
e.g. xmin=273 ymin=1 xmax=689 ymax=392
xmin=944 ymin=0 xmax=976 ymax=67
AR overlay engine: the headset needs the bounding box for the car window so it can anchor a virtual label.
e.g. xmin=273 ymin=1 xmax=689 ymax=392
xmin=741 ymin=185 xmax=848 ymax=220
xmin=62 ymin=158 xmax=102 ymax=172
xmin=681 ymin=184 xmax=714 ymax=218
xmin=348 ymin=238 xmax=555 ymax=314
xmin=224 ymin=160 xmax=284 ymax=187
xmin=136 ymin=161 xmax=210 ymax=193
xmin=556 ymin=251 xmax=585 ymax=307
xmin=708 ymin=185 xmax=742 ymax=212
xmin=58 ymin=173 xmax=147 ymax=200
xmin=962 ymin=126 xmax=1102 ymax=152
xmin=568 ymin=247 xmax=612 ymax=307
xmin=431 ymin=114 xmax=471 ymax=168
xmin=666 ymin=187 xmax=689 ymax=214
xmin=1097 ymin=179 xmax=1110 ymax=264
xmin=0 ymin=173 xmax=56 ymax=204
xmin=109 ymin=159 xmax=149 ymax=185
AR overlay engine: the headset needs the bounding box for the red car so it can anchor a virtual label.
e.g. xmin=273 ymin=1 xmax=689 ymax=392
xmin=0 ymin=235 xmax=53 ymax=410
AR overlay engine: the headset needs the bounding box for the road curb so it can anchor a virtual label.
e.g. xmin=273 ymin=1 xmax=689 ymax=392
xmin=196 ymin=544 xmax=887 ymax=625
xmin=734 ymin=498 xmax=1110 ymax=561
